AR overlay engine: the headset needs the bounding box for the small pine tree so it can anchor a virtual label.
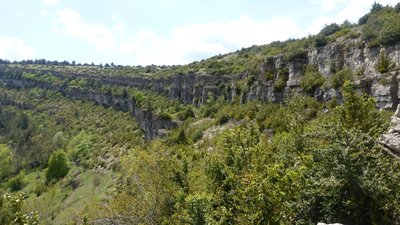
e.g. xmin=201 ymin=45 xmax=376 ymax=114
xmin=376 ymin=51 xmax=391 ymax=73
xmin=46 ymin=150 xmax=70 ymax=183
xmin=177 ymin=129 xmax=188 ymax=144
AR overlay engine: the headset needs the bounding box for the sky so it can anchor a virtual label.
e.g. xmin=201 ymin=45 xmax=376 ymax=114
xmin=0 ymin=0 xmax=399 ymax=66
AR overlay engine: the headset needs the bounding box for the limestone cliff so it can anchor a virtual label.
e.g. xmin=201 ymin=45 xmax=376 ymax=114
xmin=0 ymin=75 xmax=178 ymax=139
xmin=3 ymin=37 xmax=400 ymax=110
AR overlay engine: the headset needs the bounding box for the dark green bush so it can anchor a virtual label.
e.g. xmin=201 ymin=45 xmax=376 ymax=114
xmin=376 ymin=51 xmax=392 ymax=73
xmin=177 ymin=107 xmax=195 ymax=121
xmin=46 ymin=150 xmax=70 ymax=183
xmin=319 ymin=23 xmax=341 ymax=36
xmin=7 ymin=174 xmax=27 ymax=192
xmin=217 ymin=114 xmax=230 ymax=125
xmin=314 ymin=35 xmax=328 ymax=47
xmin=362 ymin=7 xmax=400 ymax=46
xmin=264 ymin=72 xmax=275 ymax=81
xmin=273 ymin=76 xmax=287 ymax=92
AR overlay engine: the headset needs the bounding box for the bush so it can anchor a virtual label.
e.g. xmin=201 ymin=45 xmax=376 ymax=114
xmin=378 ymin=18 xmax=400 ymax=45
xmin=273 ymin=68 xmax=289 ymax=92
xmin=300 ymin=66 xmax=325 ymax=94
xmin=8 ymin=174 xmax=27 ymax=192
xmin=177 ymin=107 xmax=195 ymax=121
xmin=358 ymin=14 xmax=369 ymax=25
xmin=159 ymin=112 xmax=172 ymax=120
xmin=0 ymin=144 xmax=13 ymax=180
xmin=34 ymin=181 xmax=47 ymax=196
xmin=0 ymin=192 xmax=39 ymax=224
xmin=46 ymin=150 xmax=70 ymax=183
xmin=217 ymin=114 xmax=230 ymax=125
xmin=314 ymin=35 xmax=328 ymax=48
xmin=273 ymin=76 xmax=287 ymax=92
xmin=264 ymin=72 xmax=275 ymax=81
xmin=376 ymin=51 xmax=392 ymax=73
xmin=362 ymin=7 xmax=400 ymax=46
xmin=319 ymin=23 xmax=341 ymax=36
xmin=331 ymin=68 xmax=353 ymax=89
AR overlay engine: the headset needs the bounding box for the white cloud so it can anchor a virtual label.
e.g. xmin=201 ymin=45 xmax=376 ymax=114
xmin=43 ymin=0 xmax=59 ymax=6
xmin=0 ymin=37 xmax=35 ymax=60
xmin=120 ymin=16 xmax=303 ymax=65
xmin=53 ymin=8 xmax=115 ymax=52
xmin=310 ymin=0 xmax=347 ymax=11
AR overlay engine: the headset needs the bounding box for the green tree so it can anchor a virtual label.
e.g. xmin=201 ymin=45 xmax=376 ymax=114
xmin=46 ymin=150 xmax=70 ymax=183
xmin=52 ymin=131 xmax=65 ymax=149
xmin=376 ymin=51 xmax=392 ymax=73
xmin=67 ymin=131 xmax=96 ymax=167
xmin=337 ymin=81 xmax=388 ymax=136
xmin=0 ymin=144 xmax=13 ymax=180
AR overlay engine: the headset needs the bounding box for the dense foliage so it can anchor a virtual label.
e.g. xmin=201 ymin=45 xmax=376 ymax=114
xmin=45 ymin=150 xmax=70 ymax=183
xmin=1 ymin=3 xmax=400 ymax=224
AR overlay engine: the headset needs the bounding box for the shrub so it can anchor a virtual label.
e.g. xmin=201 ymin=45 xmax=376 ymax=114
xmin=177 ymin=107 xmax=195 ymax=121
xmin=300 ymin=66 xmax=325 ymax=94
xmin=319 ymin=23 xmax=341 ymax=36
xmin=358 ymin=14 xmax=369 ymax=25
xmin=46 ymin=150 xmax=70 ymax=183
xmin=264 ymin=72 xmax=275 ymax=81
xmin=273 ymin=76 xmax=287 ymax=92
xmin=378 ymin=17 xmax=400 ymax=45
xmin=159 ymin=112 xmax=172 ymax=120
xmin=34 ymin=181 xmax=47 ymax=196
xmin=217 ymin=114 xmax=230 ymax=125
xmin=331 ymin=68 xmax=353 ymax=89
xmin=273 ymin=68 xmax=289 ymax=92
xmin=314 ymin=35 xmax=328 ymax=48
xmin=362 ymin=7 xmax=400 ymax=46
xmin=0 ymin=144 xmax=13 ymax=180
xmin=8 ymin=174 xmax=27 ymax=192
xmin=376 ymin=51 xmax=392 ymax=73
xmin=0 ymin=192 xmax=39 ymax=224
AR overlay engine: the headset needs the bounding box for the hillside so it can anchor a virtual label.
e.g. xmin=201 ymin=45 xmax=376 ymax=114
xmin=1 ymin=3 xmax=400 ymax=225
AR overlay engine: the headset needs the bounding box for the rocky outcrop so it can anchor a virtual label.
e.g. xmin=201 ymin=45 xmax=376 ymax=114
xmin=0 ymin=76 xmax=178 ymax=139
xmin=379 ymin=105 xmax=400 ymax=158
xmin=3 ymin=37 xmax=400 ymax=109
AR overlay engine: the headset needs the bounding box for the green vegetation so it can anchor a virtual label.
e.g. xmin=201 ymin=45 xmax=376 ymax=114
xmin=332 ymin=68 xmax=353 ymax=89
xmin=0 ymin=192 xmax=39 ymax=225
xmin=0 ymin=144 xmax=13 ymax=180
xmin=300 ymin=65 xmax=325 ymax=94
xmin=376 ymin=51 xmax=393 ymax=73
xmin=46 ymin=150 xmax=70 ymax=183
xmin=1 ymin=3 xmax=400 ymax=224
xmin=361 ymin=3 xmax=400 ymax=46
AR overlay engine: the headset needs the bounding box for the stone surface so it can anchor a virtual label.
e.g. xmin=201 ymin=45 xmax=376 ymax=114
xmin=3 ymin=35 xmax=400 ymax=137
xmin=379 ymin=105 xmax=400 ymax=156
xmin=2 ymin=37 xmax=400 ymax=110
xmin=0 ymin=76 xmax=178 ymax=139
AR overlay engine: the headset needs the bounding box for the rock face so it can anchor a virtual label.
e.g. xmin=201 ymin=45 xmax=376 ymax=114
xmin=3 ymin=38 xmax=400 ymax=109
xmin=2 ymin=37 xmax=400 ymax=137
xmin=379 ymin=105 xmax=400 ymax=157
xmin=0 ymin=76 xmax=178 ymax=140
